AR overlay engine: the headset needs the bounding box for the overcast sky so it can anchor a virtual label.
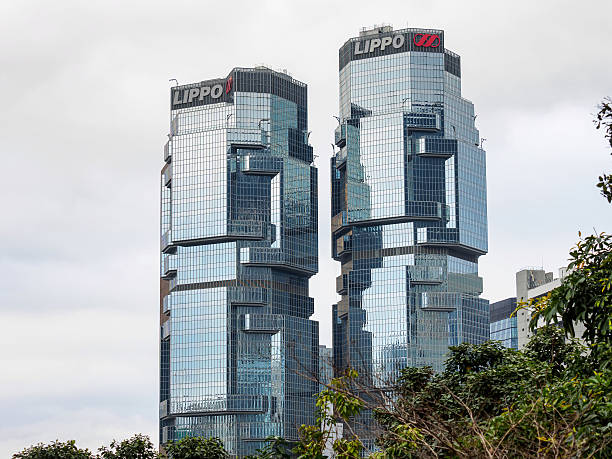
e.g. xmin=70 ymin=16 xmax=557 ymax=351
xmin=1 ymin=0 xmax=611 ymax=455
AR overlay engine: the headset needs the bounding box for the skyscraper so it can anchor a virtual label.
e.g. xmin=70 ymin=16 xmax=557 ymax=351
xmin=331 ymin=25 xmax=489 ymax=390
xmin=160 ymin=67 xmax=319 ymax=456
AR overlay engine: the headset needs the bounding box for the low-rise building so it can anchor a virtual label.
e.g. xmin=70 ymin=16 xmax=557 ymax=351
xmin=515 ymin=267 xmax=586 ymax=348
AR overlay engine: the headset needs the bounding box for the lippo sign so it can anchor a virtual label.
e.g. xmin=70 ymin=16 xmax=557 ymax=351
xmin=354 ymin=34 xmax=406 ymax=55
xmin=345 ymin=31 xmax=444 ymax=67
xmin=171 ymin=75 xmax=233 ymax=110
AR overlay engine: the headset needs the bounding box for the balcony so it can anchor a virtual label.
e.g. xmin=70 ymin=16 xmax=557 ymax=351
xmin=336 ymin=274 xmax=348 ymax=294
xmin=160 ymin=229 xmax=175 ymax=253
xmin=240 ymin=247 xmax=316 ymax=275
xmin=170 ymin=116 xmax=179 ymax=137
xmin=162 ymin=254 xmax=177 ymax=279
xmin=170 ymin=395 xmax=267 ymax=416
xmin=161 ymin=426 xmax=170 ymax=444
xmin=413 ymin=137 xmax=456 ymax=158
xmin=416 ymin=227 xmax=460 ymax=245
xmin=163 ymin=141 xmax=171 ymax=163
xmin=240 ymin=155 xmax=282 ymax=176
xmin=416 ymin=292 xmax=461 ymax=311
xmin=336 ymin=297 xmax=349 ymax=317
xmin=242 ymin=314 xmax=283 ymax=334
xmin=227 ymin=128 xmax=265 ymax=148
xmin=227 ymin=220 xmax=268 ymax=240
xmin=404 ymin=112 xmax=441 ymax=131
xmin=161 ymin=321 xmax=171 ymax=340
xmin=331 ymin=211 xmax=349 ymax=235
xmin=406 ymin=266 xmax=444 ymax=284
xmin=162 ymin=295 xmax=172 ymax=314
xmin=336 ymin=234 xmax=352 ymax=256
xmin=335 ymin=146 xmax=348 ymax=167
xmin=334 ymin=123 xmax=347 ymax=148
xmin=447 ymin=273 xmax=484 ymax=295
xmin=405 ymin=201 xmax=444 ymax=220
xmin=163 ymin=163 xmax=172 ymax=187
xmin=239 ymin=421 xmax=283 ymax=442
xmin=229 ymin=287 xmax=268 ymax=306
xmin=159 ymin=399 xmax=168 ymax=418
xmin=168 ymin=277 xmax=178 ymax=291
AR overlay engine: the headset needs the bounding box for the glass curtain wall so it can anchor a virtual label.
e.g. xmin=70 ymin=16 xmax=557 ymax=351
xmin=160 ymin=68 xmax=319 ymax=457
xmin=332 ymin=28 xmax=489 ymax=446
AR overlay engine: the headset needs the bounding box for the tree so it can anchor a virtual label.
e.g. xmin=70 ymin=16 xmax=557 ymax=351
xmin=527 ymin=99 xmax=612 ymax=366
xmin=12 ymin=440 xmax=94 ymax=459
xmin=528 ymin=232 xmax=612 ymax=364
xmin=98 ymin=434 xmax=160 ymax=459
xmin=373 ymin=327 xmax=600 ymax=458
xmin=298 ymin=369 xmax=364 ymax=458
xmin=245 ymin=437 xmax=294 ymax=459
xmin=164 ymin=436 xmax=228 ymax=459
xmin=595 ymin=98 xmax=612 ymax=202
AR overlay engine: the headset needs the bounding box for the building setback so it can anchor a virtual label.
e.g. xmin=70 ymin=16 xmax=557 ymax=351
xmin=160 ymin=67 xmax=319 ymax=456
xmin=331 ymin=25 xmax=489 ymax=391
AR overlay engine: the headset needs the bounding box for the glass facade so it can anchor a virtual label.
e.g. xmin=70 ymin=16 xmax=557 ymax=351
xmin=490 ymin=297 xmax=518 ymax=349
xmin=332 ymin=27 xmax=489 ymax=392
xmin=160 ymin=67 xmax=319 ymax=456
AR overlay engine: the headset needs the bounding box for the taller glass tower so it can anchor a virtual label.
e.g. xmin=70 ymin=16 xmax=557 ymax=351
xmin=160 ymin=67 xmax=319 ymax=456
xmin=331 ymin=26 xmax=489 ymax=388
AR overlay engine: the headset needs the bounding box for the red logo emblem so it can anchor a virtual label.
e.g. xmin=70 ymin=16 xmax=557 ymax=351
xmin=413 ymin=33 xmax=440 ymax=48
xmin=226 ymin=76 xmax=233 ymax=94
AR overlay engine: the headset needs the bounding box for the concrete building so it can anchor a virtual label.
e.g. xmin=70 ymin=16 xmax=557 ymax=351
xmin=319 ymin=345 xmax=341 ymax=457
xmin=515 ymin=267 xmax=585 ymax=348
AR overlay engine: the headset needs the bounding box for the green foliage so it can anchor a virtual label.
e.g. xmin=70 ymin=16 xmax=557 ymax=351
xmin=165 ymin=436 xmax=228 ymax=459
xmin=246 ymin=436 xmax=294 ymax=459
xmin=13 ymin=440 xmax=94 ymax=459
xmin=523 ymin=323 xmax=588 ymax=377
xmin=98 ymin=434 xmax=160 ymax=459
xmin=249 ymin=324 xmax=609 ymax=458
xmin=13 ymin=436 xmax=231 ymax=459
xmin=487 ymin=367 xmax=612 ymax=457
xmin=595 ymin=98 xmax=612 ymax=202
xmin=373 ymin=335 xmax=562 ymax=456
xmin=530 ymin=231 xmax=612 ymax=364
xmin=328 ymin=438 xmax=362 ymax=458
xmin=375 ymin=326 xmax=610 ymax=457
xmin=292 ymin=369 xmax=364 ymax=459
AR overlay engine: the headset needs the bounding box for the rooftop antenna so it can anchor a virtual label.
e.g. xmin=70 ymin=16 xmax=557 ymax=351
xmin=169 ymin=78 xmax=179 ymax=86
xmin=480 ymin=137 xmax=487 ymax=148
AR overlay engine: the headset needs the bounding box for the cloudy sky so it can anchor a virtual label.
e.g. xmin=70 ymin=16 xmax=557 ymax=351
xmin=1 ymin=0 xmax=611 ymax=455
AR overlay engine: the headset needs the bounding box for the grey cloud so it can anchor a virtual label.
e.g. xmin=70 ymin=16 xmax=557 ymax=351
xmin=1 ymin=0 xmax=611 ymax=456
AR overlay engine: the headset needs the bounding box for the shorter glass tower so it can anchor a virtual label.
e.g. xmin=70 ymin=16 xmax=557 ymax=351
xmin=160 ymin=67 xmax=319 ymax=456
xmin=490 ymin=298 xmax=518 ymax=349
